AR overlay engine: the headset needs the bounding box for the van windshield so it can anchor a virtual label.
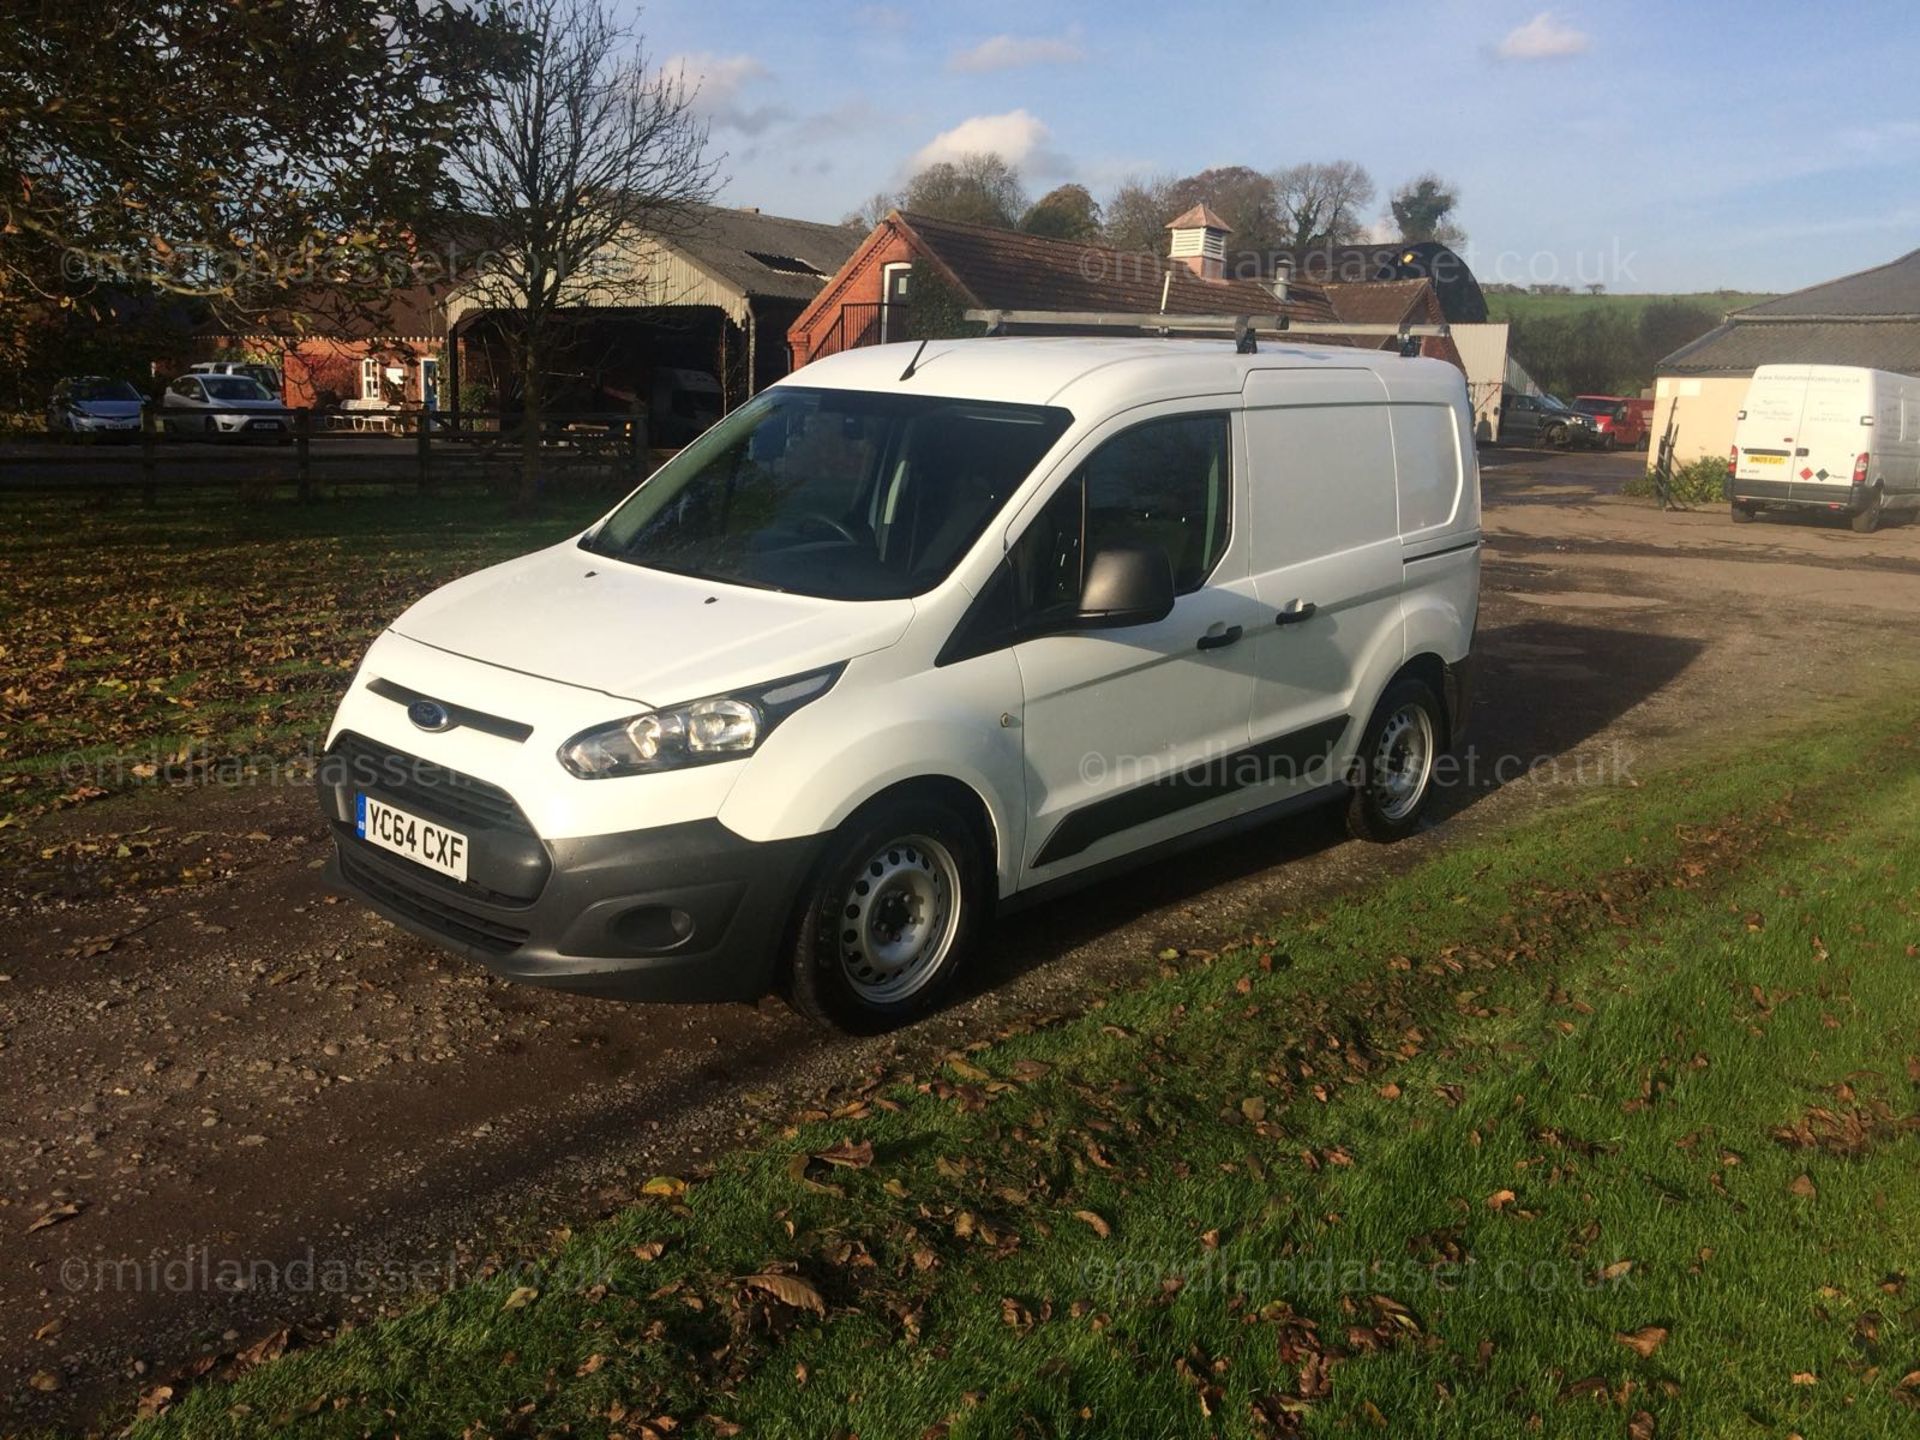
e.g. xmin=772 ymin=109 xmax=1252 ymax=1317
xmin=582 ymin=386 xmax=1072 ymax=600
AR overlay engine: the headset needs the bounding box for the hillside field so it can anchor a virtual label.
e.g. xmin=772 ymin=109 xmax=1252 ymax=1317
xmin=1485 ymin=290 xmax=1778 ymax=325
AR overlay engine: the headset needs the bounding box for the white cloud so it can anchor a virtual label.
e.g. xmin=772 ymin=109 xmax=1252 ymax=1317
xmin=661 ymin=52 xmax=785 ymax=135
xmin=910 ymin=109 xmax=1054 ymax=171
xmin=948 ymin=31 xmax=1084 ymax=74
xmin=1494 ymin=12 xmax=1591 ymax=61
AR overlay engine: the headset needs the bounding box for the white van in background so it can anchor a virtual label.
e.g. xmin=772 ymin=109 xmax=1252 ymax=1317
xmin=1730 ymin=364 xmax=1920 ymax=532
xmin=318 ymin=337 xmax=1480 ymax=1029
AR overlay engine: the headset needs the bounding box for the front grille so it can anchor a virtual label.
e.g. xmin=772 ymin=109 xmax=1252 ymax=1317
xmin=324 ymin=731 xmax=535 ymax=837
xmin=339 ymin=845 xmax=531 ymax=957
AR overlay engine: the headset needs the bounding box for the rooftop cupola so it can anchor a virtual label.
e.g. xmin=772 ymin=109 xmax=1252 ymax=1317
xmin=1166 ymin=203 xmax=1232 ymax=281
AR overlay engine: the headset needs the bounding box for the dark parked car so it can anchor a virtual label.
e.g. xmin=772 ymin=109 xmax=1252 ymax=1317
xmin=47 ymin=377 xmax=145 ymax=440
xmin=1499 ymin=391 xmax=1604 ymax=449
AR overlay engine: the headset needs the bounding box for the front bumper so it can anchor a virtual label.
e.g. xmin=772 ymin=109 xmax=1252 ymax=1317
xmin=1730 ymin=477 xmax=1871 ymax=513
xmin=319 ymin=733 xmax=823 ymax=1002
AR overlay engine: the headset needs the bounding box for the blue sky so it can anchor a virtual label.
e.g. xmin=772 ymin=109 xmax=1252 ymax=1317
xmin=632 ymin=0 xmax=1920 ymax=293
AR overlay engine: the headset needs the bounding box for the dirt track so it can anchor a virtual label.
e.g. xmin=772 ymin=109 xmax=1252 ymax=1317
xmin=5 ymin=448 xmax=1919 ymax=1429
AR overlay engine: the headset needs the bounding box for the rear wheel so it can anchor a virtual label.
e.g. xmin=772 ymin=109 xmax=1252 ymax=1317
xmin=1730 ymin=501 xmax=1757 ymax=524
xmin=1344 ymin=677 xmax=1444 ymax=843
xmin=788 ymin=795 xmax=986 ymax=1031
xmin=1852 ymin=487 xmax=1884 ymax=533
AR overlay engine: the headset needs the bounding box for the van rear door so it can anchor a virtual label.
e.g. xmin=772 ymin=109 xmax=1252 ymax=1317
xmin=1734 ymin=370 xmax=1805 ymax=492
xmin=1790 ymin=369 xmax=1869 ymax=503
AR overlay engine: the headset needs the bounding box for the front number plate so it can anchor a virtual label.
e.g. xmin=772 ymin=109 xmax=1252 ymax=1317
xmin=356 ymin=794 xmax=468 ymax=881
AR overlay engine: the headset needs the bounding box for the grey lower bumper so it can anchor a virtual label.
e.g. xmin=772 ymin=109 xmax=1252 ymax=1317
xmin=318 ymin=740 xmax=823 ymax=1001
xmin=1730 ymin=477 xmax=1870 ymax=513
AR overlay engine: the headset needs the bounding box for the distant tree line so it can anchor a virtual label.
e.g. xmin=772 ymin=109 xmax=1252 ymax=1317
xmin=847 ymin=154 xmax=1466 ymax=259
xmin=1507 ymin=299 xmax=1726 ymax=397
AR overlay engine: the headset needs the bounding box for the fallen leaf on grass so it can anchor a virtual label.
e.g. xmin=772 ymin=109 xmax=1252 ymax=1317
xmin=501 ymin=1286 xmax=538 ymax=1312
xmin=744 ymin=1272 xmax=825 ymax=1315
xmin=812 ymin=1138 xmax=874 ymax=1169
xmin=232 ymin=1327 xmax=290 ymax=1370
xmin=1072 ymin=1210 xmax=1112 ymax=1239
xmin=1627 ymin=1410 xmax=1656 ymax=1440
xmin=1485 ymin=1189 xmax=1517 ymax=1211
xmin=631 ymin=1241 xmax=666 ymax=1262
xmin=1788 ymin=1173 xmax=1817 ymax=1199
xmin=1616 ymin=1325 xmax=1668 ymax=1358
xmin=134 ymin=1384 xmax=174 ymax=1420
xmin=1598 ymin=1259 xmax=1636 ymax=1282
xmin=1791 ymin=1372 xmax=1818 ymax=1385
xmin=640 ymin=1175 xmax=687 ymax=1198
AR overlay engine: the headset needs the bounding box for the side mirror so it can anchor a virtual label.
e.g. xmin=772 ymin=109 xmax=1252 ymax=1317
xmin=1076 ymin=542 xmax=1175 ymax=629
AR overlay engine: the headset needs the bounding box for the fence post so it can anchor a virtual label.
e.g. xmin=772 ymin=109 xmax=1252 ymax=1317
xmin=295 ymin=408 xmax=313 ymax=503
xmin=140 ymin=405 xmax=158 ymax=507
xmin=416 ymin=410 xmax=433 ymax=495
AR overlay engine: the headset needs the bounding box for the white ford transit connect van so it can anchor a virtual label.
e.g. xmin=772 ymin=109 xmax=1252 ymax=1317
xmin=319 ymin=338 xmax=1480 ymax=1027
xmin=1730 ymin=363 xmax=1920 ymax=532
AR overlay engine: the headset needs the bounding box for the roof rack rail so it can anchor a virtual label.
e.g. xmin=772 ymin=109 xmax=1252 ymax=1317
xmin=963 ymin=309 xmax=1447 ymax=357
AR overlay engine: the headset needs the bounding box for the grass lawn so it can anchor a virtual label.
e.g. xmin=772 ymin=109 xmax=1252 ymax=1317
xmin=107 ymin=700 xmax=1920 ymax=1438
xmin=0 ymin=487 xmax=614 ymax=829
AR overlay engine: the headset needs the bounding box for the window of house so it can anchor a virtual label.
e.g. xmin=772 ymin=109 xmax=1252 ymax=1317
xmin=1010 ymin=413 xmax=1231 ymax=624
xmin=360 ymin=358 xmax=381 ymax=401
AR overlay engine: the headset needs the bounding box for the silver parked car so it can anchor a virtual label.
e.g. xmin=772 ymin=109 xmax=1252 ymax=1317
xmin=47 ymin=377 xmax=145 ymax=440
xmin=160 ymin=373 xmax=289 ymax=440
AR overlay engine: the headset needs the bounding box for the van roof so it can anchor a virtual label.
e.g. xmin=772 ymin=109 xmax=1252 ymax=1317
xmin=782 ymin=337 xmax=1463 ymax=412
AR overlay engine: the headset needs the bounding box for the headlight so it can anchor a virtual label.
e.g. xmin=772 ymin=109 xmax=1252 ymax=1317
xmin=557 ymin=664 xmax=845 ymax=779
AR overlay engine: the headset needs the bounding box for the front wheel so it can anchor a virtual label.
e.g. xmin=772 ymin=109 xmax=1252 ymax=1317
xmin=788 ymin=795 xmax=987 ymax=1031
xmin=1345 ymin=678 xmax=1444 ymax=843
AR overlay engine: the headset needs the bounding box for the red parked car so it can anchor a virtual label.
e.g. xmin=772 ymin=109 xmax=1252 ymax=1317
xmin=1572 ymin=395 xmax=1654 ymax=449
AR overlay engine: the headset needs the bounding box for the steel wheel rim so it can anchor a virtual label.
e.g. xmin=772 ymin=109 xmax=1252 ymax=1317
xmin=836 ymin=834 xmax=961 ymax=1005
xmin=1371 ymin=704 xmax=1435 ymax=823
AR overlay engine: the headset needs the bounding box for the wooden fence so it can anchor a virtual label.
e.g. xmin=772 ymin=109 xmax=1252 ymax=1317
xmin=0 ymin=407 xmax=660 ymax=502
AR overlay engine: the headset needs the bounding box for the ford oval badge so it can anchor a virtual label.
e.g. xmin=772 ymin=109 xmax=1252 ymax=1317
xmin=407 ymin=698 xmax=453 ymax=732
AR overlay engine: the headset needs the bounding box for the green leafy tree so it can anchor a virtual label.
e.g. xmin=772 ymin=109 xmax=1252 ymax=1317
xmin=1390 ymin=173 xmax=1466 ymax=247
xmin=1 ymin=0 xmax=525 ymax=370
xmin=898 ymin=153 xmax=1027 ymax=229
xmin=1021 ymin=184 xmax=1103 ymax=242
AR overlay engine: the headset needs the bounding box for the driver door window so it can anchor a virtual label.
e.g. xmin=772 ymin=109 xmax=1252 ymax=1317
xmin=1010 ymin=413 xmax=1230 ymax=627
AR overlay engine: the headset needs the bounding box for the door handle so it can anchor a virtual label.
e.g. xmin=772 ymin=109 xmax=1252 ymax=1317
xmin=1274 ymin=601 xmax=1318 ymax=626
xmin=1195 ymin=624 xmax=1244 ymax=651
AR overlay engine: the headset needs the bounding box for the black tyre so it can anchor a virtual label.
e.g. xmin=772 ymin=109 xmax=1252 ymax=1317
xmin=1852 ymin=487 xmax=1884 ymax=534
xmin=1730 ymin=501 xmax=1756 ymax=524
xmin=788 ymin=794 xmax=987 ymax=1031
xmin=1344 ymin=677 xmax=1444 ymax=843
